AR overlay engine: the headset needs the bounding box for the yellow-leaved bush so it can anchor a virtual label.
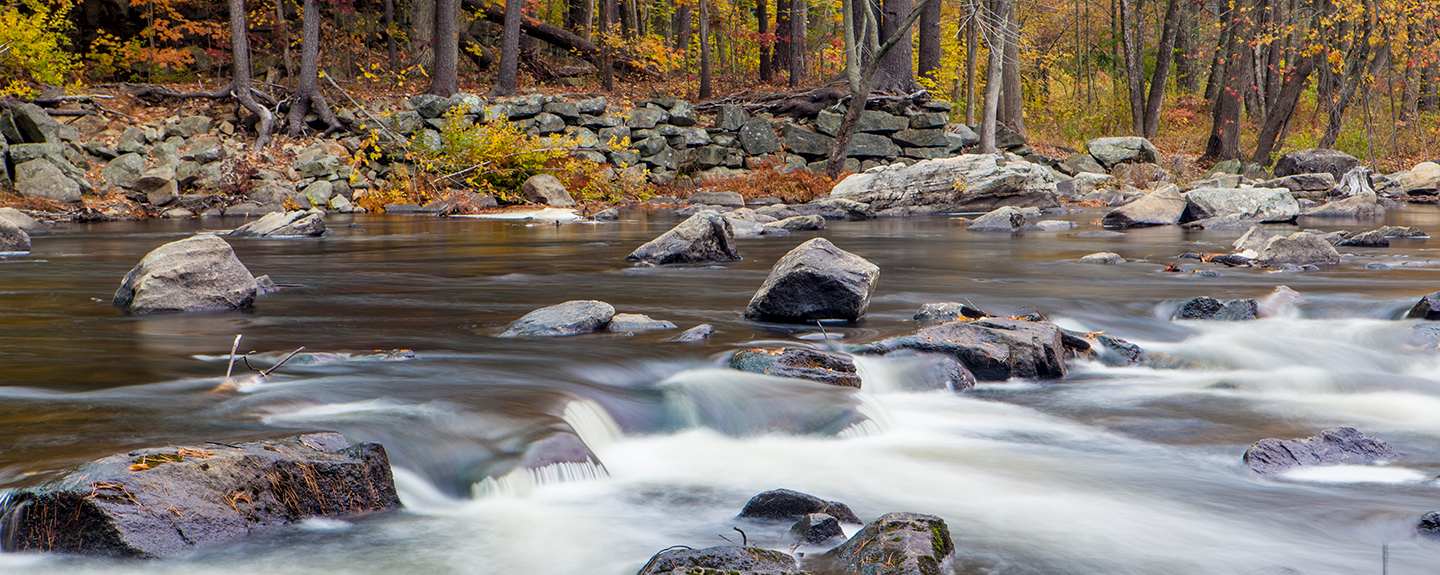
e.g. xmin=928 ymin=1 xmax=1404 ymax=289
xmin=0 ymin=0 xmax=79 ymax=97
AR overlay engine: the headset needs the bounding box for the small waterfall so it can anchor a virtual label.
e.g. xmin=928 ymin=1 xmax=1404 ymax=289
xmin=561 ymin=400 xmax=623 ymax=452
xmin=472 ymin=460 xmax=609 ymax=498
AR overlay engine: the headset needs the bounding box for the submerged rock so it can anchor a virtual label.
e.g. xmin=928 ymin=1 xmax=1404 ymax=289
xmin=807 ymin=512 xmax=955 ymax=575
xmin=785 ymin=513 xmax=846 ymax=547
xmin=113 ymin=235 xmax=258 ymax=314
xmin=498 ymin=300 xmax=616 ymax=337
xmin=228 ymin=209 xmax=326 ymax=237
xmin=636 ymin=545 xmax=799 ymax=575
xmin=745 ymin=238 xmax=879 ymax=323
xmin=738 ymin=488 xmax=861 ymax=524
xmin=668 ymin=324 xmax=715 ymax=341
xmin=730 ymin=347 xmax=862 ymax=388
xmin=862 ymin=317 xmax=1066 ymax=381
xmin=0 ymin=433 xmax=400 ymax=558
xmin=1420 ymin=512 xmax=1440 ymax=539
xmin=627 ymin=210 xmax=741 ymax=265
xmin=1243 ymin=427 xmax=1397 ymax=475
xmin=1078 ymin=252 xmax=1125 ymax=264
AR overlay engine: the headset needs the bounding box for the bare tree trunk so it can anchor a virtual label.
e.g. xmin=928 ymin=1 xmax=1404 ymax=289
xmin=286 ymin=0 xmax=343 ymax=137
xmin=414 ymin=0 xmax=436 ymax=68
xmin=228 ymin=0 xmax=273 ymax=148
xmin=699 ymin=0 xmax=712 ymax=97
xmin=672 ymin=1 xmax=691 ymax=50
xmin=873 ymin=0 xmax=918 ymax=93
xmin=276 ymin=0 xmax=294 ymax=78
xmin=979 ymin=0 xmax=1004 ymax=152
xmin=1173 ymin=0 xmax=1197 ymax=93
xmin=1423 ymin=62 xmax=1437 ymax=112
xmin=566 ymin=0 xmax=586 ymax=30
xmin=1202 ymin=0 xmax=1244 ymax=162
xmin=602 ymin=0 xmax=615 ymax=90
xmin=757 ymin=0 xmax=771 ymax=81
xmin=1319 ymin=43 xmax=1389 ymax=149
xmin=428 ymin=0 xmax=458 ymax=96
xmin=1202 ymin=42 xmax=1223 ymax=103
xmin=488 ymin=0 xmax=523 ymax=97
xmin=1118 ymin=0 xmax=1144 ymax=135
xmin=789 ymin=0 xmax=806 ymax=87
xmin=965 ymin=5 xmax=976 ymax=124
xmin=917 ymin=0 xmax=941 ymax=80
xmin=1252 ymin=54 xmax=1314 ymax=164
xmin=999 ymin=0 xmax=1024 ymax=137
xmin=1141 ymin=0 xmax=1181 ymax=138
xmin=776 ymin=0 xmax=791 ymax=80
xmin=385 ymin=0 xmax=398 ymax=70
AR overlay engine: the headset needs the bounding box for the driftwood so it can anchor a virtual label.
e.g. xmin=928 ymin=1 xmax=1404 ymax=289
xmin=462 ymin=0 xmax=660 ymax=80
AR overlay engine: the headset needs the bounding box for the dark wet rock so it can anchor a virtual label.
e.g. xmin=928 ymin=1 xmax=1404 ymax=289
xmin=1243 ymin=427 xmax=1397 ymax=475
xmin=1420 ymin=512 xmax=1440 ymax=538
xmin=1373 ymin=225 xmax=1426 ymax=238
xmin=913 ymin=302 xmax=990 ymax=327
xmin=745 ymin=238 xmax=879 ymax=323
xmin=1273 ymin=149 xmax=1360 ymax=179
xmin=628 ymin=210 xmax=740 ymax=265
xmin=1086 ymin=136 xmax=1159 ymax=169
xmin=1078 ymin=252 xmax=1124 ymax=264
xmin=591 ymin=208 xmax=620 ymax=221
xmin=1173 ymin=297 xmax=1257 ymax=321
xmin=1102 ymin=186 xmax=1186 ymax=228
xmin=1364 ymin=263 xmax=1391 ymax=270
xmin=498 ymin=300 xmax=616 ymax=337
xmin=1255 ymin=232 xmax=1342 ymax=266
xmin=1094 ymin=334 xmax=1144 ymax=366
xmin=113 ymin=236 xmax=258 ymax=314
xmin=765 ymin=215 xmax=826 ymax=232
xmin=636 ymin=545 xmax=800 ymax=575
xmin=0 ymin=217 xmax=31 ymax=253
xmin=228 ymin=209 xmax=326 ymax=237
xmin=1406 ymin=292 xmax=1440 ymax=320
xmin=878 ymin=352 xmax=977 ymax=392
xmin=785 ymin=514 xmax=846 ymax=547
xmin=669 ymin=324 xmax=715 ymax=342
xmin=827 ymin=154 xmax=1060 ymax=214
xmin=0 ymin=433 xmax=400 ymax=558
xmin=688 ymin=191 xmax=746 ymax=207
xmin=807 ymin=512 xmax=954 ymax=575
xmin=1336 ymin=230 xmax=1388 ymax=247
xmin=730 ymin=347 xmax=862 ymax=388
xmin=862 ymin=318 xmax=1066 ymax=381
xmin=967 ymin=206 xmax=1026 ymax=231
xmin=521 ymin=174 xmax=576 ymax=207
xmin=738 ymin=488 xmax=861 ymax=524
xmin=606 ymin=313 xmax=678 ymax=331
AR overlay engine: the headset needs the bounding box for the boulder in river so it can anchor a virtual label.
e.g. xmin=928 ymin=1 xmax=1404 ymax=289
xmin=1254 ymin=232 xmax=1342 ymax=266
xmin=1243 ymin=427 xmax=1397 ymax=475
xmin=627 ymin=210 xmax=741 ymax=265
xmin=0 ymin=207 xmax=47 ymax=234
xmin=1233 ymin=226 xmax=1275 ymax=254
xmin=730 ymin=347 xmax=862 ymax=388
xmin=1173 ymin=296 xmax=1258 ymax=320
xmin=0 ymin=216 xmax=31 ymax=253
xmin=1078 ymin=252 xmax=1125 ymax=264
xmin=498 ymin=300 xmax=616 ymax=337
xmin=606 ymin=313 xmax=678 ymax=332
xmin=228 ymin=209 xmax=327 ymax=237
xmin=738 ymin=488 xmax=862 ymax=524
xmin=636 ymin=545 xmax=799 ymax=575
xmin=745 ymin=238 xmax=879 ymax=323
xmin=913 ymin=302 xmax=990 ymax=327
xmin=1420 ymin=512 xmax=1440 ymax=539
xmin=1181 ymin=187 xmax=1299 ymax=223
xmin=1273 ymin=149 xmax=1360 ymax=179
xmin=668 ymin=323 xmax=715 ymax=341
xmin=1102 ymin=186 xmax=1186 ymax=228
xmin=967 ymin=206 xmax=1026 ymax=232
xmin=113 ymin=235 xmax=258 ymax=314
xmin=1405 ymin=292 xmax=1440 ymax=320
xmin=826 ymin=154 xmax=1060 ymax=215
xmin=862 ymin=317 xmax=1066 ymax=381
xmin=520 ymin=174 xmax=576 ymax=207
xmin=1302 ymin=191 xmax=1385 ymax=219
xmin=807 ymin=512 xmax=955 ymax=575
xmin=764 ymin=214 xmax=826 ymax=232
xmin=784 ymin=513 xmax=846 ymax=547
xmin=0 ymin=433 xmax=400 ymax=558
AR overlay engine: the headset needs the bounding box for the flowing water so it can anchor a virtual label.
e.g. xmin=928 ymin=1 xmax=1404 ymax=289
xmin=2 ymin=207 xmax=1440 ymax=574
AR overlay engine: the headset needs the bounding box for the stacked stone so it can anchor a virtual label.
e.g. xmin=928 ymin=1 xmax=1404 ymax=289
xmin=2 ymin=103 xmax=94 ymax=203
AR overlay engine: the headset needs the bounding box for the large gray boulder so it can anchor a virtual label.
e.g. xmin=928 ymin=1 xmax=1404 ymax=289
xmin=739 ymin=118 xmax=782 ymax=155
xmin=606 ymin=313 xmax=678 ymax=331
xmin=1255 ymin=232 xmax=1342 ymax=266
xmin=637 ymin=546 xmax=799 ymax=575
xmin=1101 ymin=186 xmax=1186 ymax=228
xmin=1273 ymin=149 xmax=1360 ymax=179
xmin=738 ymin=488 xmax=861 ymax=524
xmin=498 ymin=300 xmax=616 ymax=337
xmin=744 ymin=238 xmax=879 ymax=323
xmin=102 ymin=153 xmax=146 ymax=189
xmin=808 ymin=512 xmax=955 ymax=575
xmin=113 ymin=236 xmax=259 ymax=314
xmin=967 ymin=206 xmax=1026 ymax=231
xmin=0 ymin=207 xmax=45 ymax=234
xmin=521 ymin=174 xmax=576 ymax=207
xmin=0 ymin=433 xmax=400 ymax=558
xmin=1182 ymin=187 xmax=1299 ymax=222
xmin=861 ymin=317 xmax=1066 ymax=381
xmin=1086 ymin=136 xmax=1159 ymax=169
xmin=14 ymin=159 xmax=82 ymax=203
xmin=228 ymin=209 xmax=327 ymax=237
xmin=0 ymin=216 xmax=31 ymax=253
xmin=730 ymin=347 xmax=863 ymax=388
xmin=627 ymin=210 xmax=740 ymax=265
xmin=827 ymin=154 xmax=1060 ymax=215
xmin=1303 ymin=191 xmax=1385 ymax=218
xmin=1243 ymin=427 xmax=1397 ymax=475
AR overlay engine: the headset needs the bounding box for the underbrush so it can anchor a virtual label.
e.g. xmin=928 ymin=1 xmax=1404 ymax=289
xmin=696 ymin=158 xmax=838 ymax=204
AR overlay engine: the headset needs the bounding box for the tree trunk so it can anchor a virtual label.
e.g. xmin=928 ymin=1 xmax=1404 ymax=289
xmin=757 ymin=0 xmax=771 ymax=81
xmin=1251 ymin=54 xmax=1314 ymax=164
xmin=789 ymin=0 xmax=806 ymax=87
xmin=999 ymin=0 xmax=1024 ymax=138
xmin=413 ymin=0 xmax=436 ymax=68
xmin=1319 ymin=43 xmax=1389 ymax=149
xmin=1173 ymin=0 xmax=1197 ymax=93
xmin=776 ymin=0 xmax=791 ymax=80
xmin=385 ymin=0 xmax=398 ymax=70
xmin=916 ymin=0 xmax=941 ymax=80
xmin=428 ymin=0 xmax=458 ymax=96
xmin=566 ymin=0 xmax=586 ymax=30
xmin=276 ymin=0 xmax=294 ymax=78
xmin=1202 ymin=42 xmax=1223 ymax=104
xmin=1141 ymin=0 xmax=1181 ymax=138
xmin=672 ymin=1 xmax=691 ymax=50
xmin=488 ymin=0 xmax=523 ymax=97
xmin=1423 ymin=62 xmax=1437 ymax=112
xmin=873 ymin=0 xmax=917 ymax=93
xmin=285 ymin=0 xmax=343 ymax=137
xmin=979 ymin=0 xmax=1004 ymax=152
xmin=965 ymin=7 xmax=976 ymax=124
xmin=699 ymin=0 xmax=712 ymax=97
xmin=1201 ymin=0 xmax=1244 ymax=162
xmin=602 ymin=0 xmax=615 ymax=90
xmin=1118 ymin=0 xmax=1144 ymax=135
xmin=228 ymin=0 xmax=273 ymax=148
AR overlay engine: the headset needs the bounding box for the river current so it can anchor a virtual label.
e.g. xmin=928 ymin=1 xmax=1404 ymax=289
xmin=2 ymin=207 xmax=1439 ymax=574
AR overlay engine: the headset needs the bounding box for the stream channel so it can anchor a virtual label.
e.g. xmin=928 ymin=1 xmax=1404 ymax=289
xmin=2 ymin=207 xmax=1440 ymax=574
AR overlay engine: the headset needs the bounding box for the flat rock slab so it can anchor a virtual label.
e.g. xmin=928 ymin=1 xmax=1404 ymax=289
xmin=828 ymin=154 xmax=1060 ymax=215
xmin=1244 ymin=427 xmax=1397 ymax=475
xmin=628 ymin=210 xmax=740 ymax=265
xmin=113 ymin=235 xmax=258 ymax=314
xmin=745 ymin=238 xmax=879 ymax=323
xmin=808 ymin=512 xmax=955 ymax=575
xmin=730 ymin=347 xmax=863 ymax=388
xmin=0 ymin=433 xmax=400 ymax=558
xmin=606 ymin=313 xmax=677 ymax=331
xmin=499 ymin=300 xmax=616 ymax=337
xmin=228 ymin=209 xmax=327 ymax=237
xmin=637 ymin=545 xmax=801 ymax=575
xmin=861 ymin=317 xmax=1066 ymax=381
xmin=913 ymin=302 xmax=990 ymax=327
xmin=738 ymin=488 xmax=861 ymax=524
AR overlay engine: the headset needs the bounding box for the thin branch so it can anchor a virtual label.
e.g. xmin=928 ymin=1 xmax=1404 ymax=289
xmin=323 ymin=74 xmax=406 ymax=144
xmin=261 ymin=347 xmax=306 ymax=377
xmin=224 ymin=335 xmax=242 ymax=381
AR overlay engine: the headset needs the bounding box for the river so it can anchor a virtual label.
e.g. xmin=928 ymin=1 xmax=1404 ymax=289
xmin=2 ymin=207 xmax=1439 ymax=574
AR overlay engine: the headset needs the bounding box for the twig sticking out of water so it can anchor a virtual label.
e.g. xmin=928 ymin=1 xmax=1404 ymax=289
xmin=261 ymin=347 xmax=306 ymax=377
xmin=815 ymin=320 xmax=829 ymax=340
xmin=734 ymin=527 xmax=747 ymax=547
xmin=224 ymin=335 xmax=242 ymax=382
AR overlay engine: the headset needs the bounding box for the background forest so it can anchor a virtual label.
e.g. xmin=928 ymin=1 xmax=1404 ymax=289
xmin=2 ymin=0 xmax=1439 ymax=170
